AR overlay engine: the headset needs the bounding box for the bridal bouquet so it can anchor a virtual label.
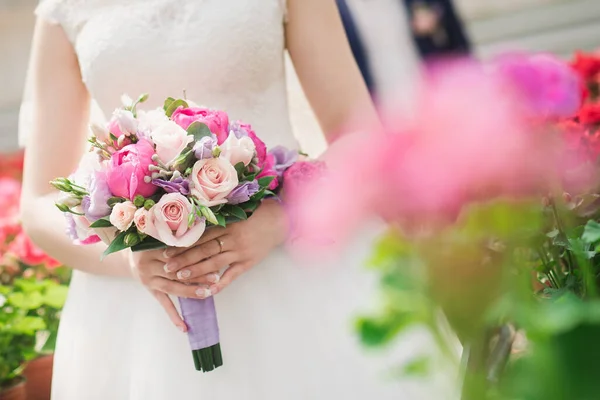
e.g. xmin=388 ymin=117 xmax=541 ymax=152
xmin=50 ymin=94 xmax=299 ymax=372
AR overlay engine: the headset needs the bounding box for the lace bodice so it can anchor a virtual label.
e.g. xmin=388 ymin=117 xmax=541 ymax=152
xmin=35 ymin=0 xmax=298 ymax=150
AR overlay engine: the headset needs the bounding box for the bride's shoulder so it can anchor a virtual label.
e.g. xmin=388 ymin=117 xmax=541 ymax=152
xmin=35 ymin=0 xmax=103 ymax=43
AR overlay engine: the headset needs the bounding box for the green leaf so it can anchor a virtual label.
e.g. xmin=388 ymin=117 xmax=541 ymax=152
xmin=186 ymin=122 xmax=212 ymax=142
xmin=582 ymin=220 xmax=600 ymax=244
xmin=101 ymin=231 xmax=129 ymax=260
xmin=200 ymin=206 xmax=219 ymax=225
xmin=216 ymin=214 xmax=226 ymax=228
xmin=401 ymin=357 xmax=430 ymax=377
xmin=131 ymin=237 xmax=167 ymax=253
xmin=227 ymin=205 xmax=247 ymax=220
xmin=165 ymin=99 xmax=189 ymax=117
xmin=250 ymin=189 xmax=266 ymax=201
xmin=257 ymin=176 xmax=275 ymax=188
xmin=163 ymin=97 xmax=176 ymax=111
xmin=43 ymin=285 xmax=69 ymax=309
xmin=11 ymin=316 xmax=46 ymax=335
xmin=243 ymin=200 xmax=260 ymax=213
xmin=8 ymin=292 xmax=44 ymax=310
xmin=89 ymin=217 xmax=113 ymax=228
xmin=234 ymin=162 xmax=246 ymax=177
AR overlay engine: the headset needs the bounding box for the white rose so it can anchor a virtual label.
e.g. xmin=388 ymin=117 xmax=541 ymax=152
xmin=151 ymin=120 xmax=194 ymax=165
xmin=109 ymin=201 xmax=137 ymax=231
xmin=190 ymin=158 xmax=239 ymax=207
xmin=220 ymin=131 xmax=256 ymax=167
xmin=138 ymin=108 xmax=169 ymax=134
xmin=109 ymin=109 xmax=138 ymax=137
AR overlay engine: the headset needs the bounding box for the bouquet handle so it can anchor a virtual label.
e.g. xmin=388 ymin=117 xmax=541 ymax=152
xmin=178 ymin=297 xmax=223 ymax=372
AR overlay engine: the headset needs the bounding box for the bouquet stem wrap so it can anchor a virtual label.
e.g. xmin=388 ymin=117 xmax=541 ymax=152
xmin=178 ymin=297 xmax=223 ymax=372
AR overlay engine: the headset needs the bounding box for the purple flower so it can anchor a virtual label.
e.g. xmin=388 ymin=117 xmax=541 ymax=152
xmin=193 ymin=135 xmax=218 ymax=159
xmin=229 ymin=122 xmax=250 ymax=139
xmin=226 ymin=181 xmax=260 ymax=205
xmin=152 ymin=177 xmax=191 ymax=195
xmin=84 ymin=171 xmax=112 ymax=222
xmin=270 ymin=146 xmax=298 ymax=178
xmin=495 ymin=53 xmax=581 ymax=119
xmin=64 ymin=214 xmax=78 ymax=241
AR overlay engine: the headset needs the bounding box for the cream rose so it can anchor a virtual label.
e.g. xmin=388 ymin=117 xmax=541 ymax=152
xmin=150 ymin=120 xmax=194 ymax=165
xmin=220 ymin=131 xmax=256 ymax=166
xmin=190 ymin=158 xmax=239 ymax=206
xmin=109 ymin=201 xmax=137 ymax=231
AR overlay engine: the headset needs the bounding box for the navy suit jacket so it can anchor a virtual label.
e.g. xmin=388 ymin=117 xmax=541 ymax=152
xmin=403 ymin=0 xmax=471 ymax=59
xmin=336 ymin=0 xmax=376 ymax=93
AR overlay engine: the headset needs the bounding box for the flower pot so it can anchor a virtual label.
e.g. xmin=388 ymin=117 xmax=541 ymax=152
xmin=23 ymin=355 xmax=53 ymax=400
xmin=0 ymin=380 xmax=26 ymax=400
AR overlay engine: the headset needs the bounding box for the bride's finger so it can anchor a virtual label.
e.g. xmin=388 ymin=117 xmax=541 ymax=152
xmin=151 ymin=276 xmax=214 ymax=299
xmin=177 ymin=252 xmax=238 ymax=282
xmin=164 ymin=235 xmax=232 ymax=273
xmin=152 ymin=290 xmax=187 ymax=332
xmin=207 ymin=263 xmax=246 ymax=295
xmin=163 ymin=227 xmax=228 ymax=258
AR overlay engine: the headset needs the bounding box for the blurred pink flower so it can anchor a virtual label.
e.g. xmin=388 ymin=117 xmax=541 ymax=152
xmin=7 ymin=230 xmax=61 ymax=269
xmin=289 ymin=58 xmax=585 ymax=253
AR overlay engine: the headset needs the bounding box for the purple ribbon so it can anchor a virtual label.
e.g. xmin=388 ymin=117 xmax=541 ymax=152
xmin=178 ymin=297 xmax=220 ymax=350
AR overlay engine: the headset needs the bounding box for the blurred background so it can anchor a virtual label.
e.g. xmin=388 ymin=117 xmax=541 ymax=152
xmin=1 ymin=0 xmax=600 ymax=153
xmin=1 ymin=1 xmax=600 ymax=399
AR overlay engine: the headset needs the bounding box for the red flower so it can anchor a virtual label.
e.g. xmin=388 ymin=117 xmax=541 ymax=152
xmin=571 ymin=52 xmax=600 ymax=81
xmin=578 ymin=103 xmax=600 ymax=125
xmin=7 ymin=231 xmax=61 ymax=269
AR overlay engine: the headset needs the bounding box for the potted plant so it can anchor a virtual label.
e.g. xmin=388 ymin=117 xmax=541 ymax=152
xmin=0 ymin=286 xmax=44 ymax=400
xmin=0 ymin=176 xmax=69 ymax=400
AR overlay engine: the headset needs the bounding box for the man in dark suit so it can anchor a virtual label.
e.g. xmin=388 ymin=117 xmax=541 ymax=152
xmin=403 ymin=0 xmax=471 ymax=60
xmin=336 ymin=0 xmax=376 ymax=93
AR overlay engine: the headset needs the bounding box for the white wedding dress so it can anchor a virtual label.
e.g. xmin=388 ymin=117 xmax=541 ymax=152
xmin=25 ymin=0 xmax=456 ymax=399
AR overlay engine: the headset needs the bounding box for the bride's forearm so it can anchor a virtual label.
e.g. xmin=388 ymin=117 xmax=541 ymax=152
xmin=21 ymin=193 xmax=131 ymax=278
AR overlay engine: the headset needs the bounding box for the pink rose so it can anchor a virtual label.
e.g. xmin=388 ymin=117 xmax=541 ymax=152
xmin=107 ymin=109 xmax=138 ymax=138
xmin=190 ymin=158 xmax=239 ymax=206
xmin=150 ymin=120 xmax=194 ymax=165
xmin=221 ymin=132 xmax=256 ymax=166
xmin=133 ymin=208 xmax=150 ymax=233
xmin=171 ymin=107 xmax=229 ymax=143
xmin=109 ymin=201 xmax=137 ymax=231
xmin=106 ymin=139 xmax=158 ymax=200
xmin=256 ymin=153 xmax=279 ymax=190
xmin=144 ymin=193 xmax=206 ymax=247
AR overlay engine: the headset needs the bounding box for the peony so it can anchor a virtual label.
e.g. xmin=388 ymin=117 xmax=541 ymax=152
xmin=143 ymin=193 xmax=206 ymax=247
xmin=150 ymin=120 xmax=194 ymax=165
xmin=109 ymin=201 xmax=137 ymax=231
xmin=256 ymin=153 xmax=279 ymax=190
xmin=190 ymin=158 xmax=239 ymax=206
xmin=220 ymin=132 xmax=256 ymax=166
xmin=106 ymin=139 xmax=157 ymax=200
xmin=107 ymin=109 xmax=138 ymax=138
xmin=171 ymin=107 xmax=229 ymax=143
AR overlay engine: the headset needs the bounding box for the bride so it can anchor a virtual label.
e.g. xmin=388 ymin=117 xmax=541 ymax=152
xmin=20 ymin=0 xmax=443 ymax=398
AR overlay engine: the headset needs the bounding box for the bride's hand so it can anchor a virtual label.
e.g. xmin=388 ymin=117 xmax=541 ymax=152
xmin=163 ymin=199 xmax=287 ymax=297
xmin=128 ymin=248 xmax=190 ymax=332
